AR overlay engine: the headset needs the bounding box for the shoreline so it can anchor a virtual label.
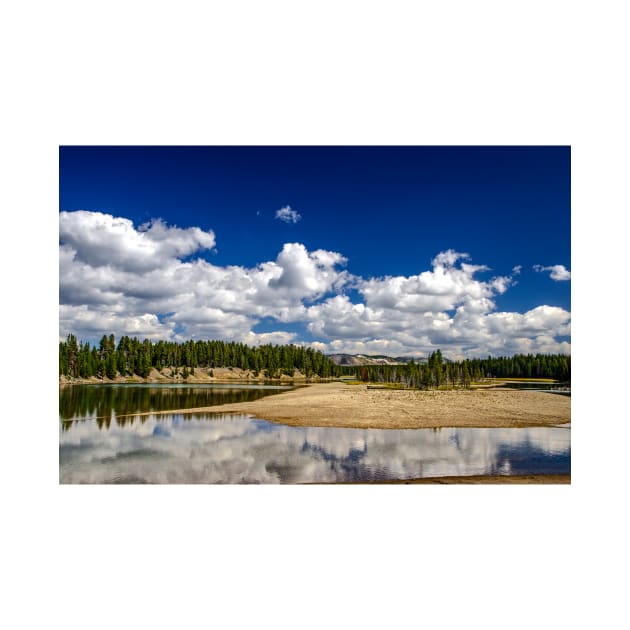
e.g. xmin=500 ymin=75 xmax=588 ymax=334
xmin=313 ymin=474 xmax=571 ymax=484
xmin=113 ymin=381 xmax=571 ymax=430
xmin=58 ymin=366 xmax=322 ymax=386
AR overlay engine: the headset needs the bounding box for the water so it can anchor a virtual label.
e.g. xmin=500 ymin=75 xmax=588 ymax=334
xmin=59 ymin=382 xmax=293 ymax=429
xmin=496 ymin=382 xmax=571 ymax=396
xmin=59 ymin=384 xmax=570 ymax=484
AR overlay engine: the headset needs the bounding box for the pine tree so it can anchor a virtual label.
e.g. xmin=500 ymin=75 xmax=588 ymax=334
xmin=105 ymin=354 xmax=117 ymax=379
xmin=66 ymin=334 xmax=79 ymax=378
xmin=462 ymin=362 xmax=471 ymax=389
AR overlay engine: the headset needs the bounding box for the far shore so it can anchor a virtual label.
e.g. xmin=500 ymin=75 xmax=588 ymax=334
xmin=58 ymin=366 xmax=322 ymax=386
xmin=114 ymin=381 xmax=571 ymax=430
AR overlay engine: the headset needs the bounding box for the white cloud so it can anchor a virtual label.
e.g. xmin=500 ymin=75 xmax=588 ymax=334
xmin=59 ymin=211 xmax=348 ymax=343
xmin=358 ymin=253 xmax=504 ymax=313
xmin=489 ymin=275 xmax=514 ymax=294
xmin=300 ymin=255 xmax=568 ymax=357
xmin=533 ymin=263 xmax=571 ymax=281
xmin=59 ymin=210 xmax=571 ymax=358
xmin=432 ymin=249 xmax=469 ymax=268
xmin=268 ymin=243 xmax=349 ymax=298
xmin=242 ymin=331 xmax=298 ymax=346
xmin=512 ymin=265 xmax=522 ymax=275
xmin=59 ymin=210 xmax=215 ymax=272
xmin=275 ymin=205 xmax=301 ymax=224
xmin=59 ymin=305 xmax=175 ymax=341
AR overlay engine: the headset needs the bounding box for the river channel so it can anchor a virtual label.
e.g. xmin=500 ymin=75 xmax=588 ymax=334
xmin=59 ymin=384 xmax=570 ymax=483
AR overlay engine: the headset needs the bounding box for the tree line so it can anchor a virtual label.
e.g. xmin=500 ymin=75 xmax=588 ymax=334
xmin=59 ymin=333 xmax=348 ymax=380
xmin=59 ymin=333 xmax=570 ymax=386
xmin=356 ymin=350 xmax=570 ymax=388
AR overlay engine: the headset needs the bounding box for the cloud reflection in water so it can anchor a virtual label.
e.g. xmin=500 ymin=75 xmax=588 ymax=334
xmin=59 ymin=413 xmax=570 ymax=484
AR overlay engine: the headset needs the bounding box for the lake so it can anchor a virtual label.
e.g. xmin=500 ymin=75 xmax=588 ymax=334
xmin=59 ymin=382 xmax=293 ymax=427
xmin=59 ymin=384 xmax=570 ymax=484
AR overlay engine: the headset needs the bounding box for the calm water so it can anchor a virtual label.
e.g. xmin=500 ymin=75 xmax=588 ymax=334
xmin=497 ymin=382 xmax=571 ymax=395
xmin=59 ymin=384 xmax=570 ymax=484
xmin=60 ymin=382 xmax=293 ymax=429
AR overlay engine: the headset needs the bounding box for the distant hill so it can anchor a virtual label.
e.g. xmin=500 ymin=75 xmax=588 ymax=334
xmin=327 ymin=353 xmax=422 ymax=366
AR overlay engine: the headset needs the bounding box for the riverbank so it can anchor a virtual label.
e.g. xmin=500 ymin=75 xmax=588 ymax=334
xmin=318 ymin=474 xmax=571 ymax=484
xmin=59 ymin=366 xmax=323 ymax=386
xmin=129 ymin=381 xmax=571 ymax=429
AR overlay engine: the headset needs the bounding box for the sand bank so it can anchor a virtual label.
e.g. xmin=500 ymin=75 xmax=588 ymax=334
xmin=319 ymin=474 xmax=570 ymax=484
xmin=141 ymin=381 xmax=571 ymax=429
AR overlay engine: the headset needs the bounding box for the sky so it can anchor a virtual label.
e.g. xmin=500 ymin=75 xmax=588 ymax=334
xmin=59 ymin=146 xmax=570 ymax=359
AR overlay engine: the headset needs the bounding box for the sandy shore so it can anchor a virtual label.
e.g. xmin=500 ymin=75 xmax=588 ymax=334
xmin=317 ymin=474 xmax=571 ymax=484
xmin=59 ymin=366 xmax=315 ymax=386
xmin=135 ymin=381 xmax=571 ymax=429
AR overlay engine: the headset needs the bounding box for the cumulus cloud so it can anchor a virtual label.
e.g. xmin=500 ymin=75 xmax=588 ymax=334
xmin=275 ymin=205 xmax=301 ymax=224
xmin=533 ymin=264 xmax=571 ymax=281
xmin=269 ymin=243 xmax=349 ymax=297
xmin=358 ymin=252 xmax=505 ymax=313
xmin=512 ymin=265 xmax=522 ymax=275
xmin=59 ymin=305 xmax=176 ymax=341
xmin=59 ymin=210 xmax=571 ymax=358
xmin=59 ymin=211 xmax=215 ymax=272
xmin=59 ymin=211 xmax=348 ymax=343
xmin=301 ymin=253 xmax=568 ymax=357
xmin=242 ymin=331 xmax=298 ymax=346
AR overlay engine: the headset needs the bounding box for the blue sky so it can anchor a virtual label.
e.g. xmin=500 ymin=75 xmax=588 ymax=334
xmin=59 ymin=146 xmax=570 ymax=358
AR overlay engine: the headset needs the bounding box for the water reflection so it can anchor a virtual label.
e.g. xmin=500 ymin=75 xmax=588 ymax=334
xmin=59 ymin=413 xmax=571 ymax=484
xmin=59 ymin=383 xmax=293 ymax=422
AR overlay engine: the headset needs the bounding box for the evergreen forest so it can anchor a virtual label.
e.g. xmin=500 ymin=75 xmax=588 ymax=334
xmin=59 ymin=334 xmax=570 ymax=387
xmin=355 ymin=350 xmax=570 ymax=388
xmin=59 ymin=334 xmax=346 ymax=380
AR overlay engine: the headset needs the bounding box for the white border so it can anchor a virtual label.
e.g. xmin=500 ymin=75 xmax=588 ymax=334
xmin=4 ymin=1 xmax=626 ymax=629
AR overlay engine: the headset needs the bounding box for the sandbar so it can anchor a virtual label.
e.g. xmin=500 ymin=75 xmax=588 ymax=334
xmin=138 ymin=381 xmax=571 ymax=429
